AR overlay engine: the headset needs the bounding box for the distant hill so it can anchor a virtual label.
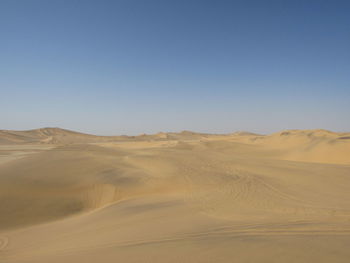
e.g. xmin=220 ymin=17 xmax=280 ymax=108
xmin=1 ymin=127 xmax=350 ymax=164
xmin=0 ymin=127 xmax=121 ymax=144
xmin=0 ymin=127 xmax=211 ymax=145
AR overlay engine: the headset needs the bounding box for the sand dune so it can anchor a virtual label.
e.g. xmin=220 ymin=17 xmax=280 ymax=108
xmin=1 ymin=128 xmax=350 ymax=262
xmin=224 ymin=129 xmax=350 ymax=164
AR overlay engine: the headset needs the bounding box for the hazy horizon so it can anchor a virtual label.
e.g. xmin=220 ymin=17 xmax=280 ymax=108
xmin=1 ymin=0 xmax=349 ymax=135
xmin=1 ymin=126 xmax=350 ymax=138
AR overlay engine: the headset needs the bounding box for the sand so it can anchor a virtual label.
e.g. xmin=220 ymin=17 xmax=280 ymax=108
xmin=0 ymin=128 xmax=350 ymax=262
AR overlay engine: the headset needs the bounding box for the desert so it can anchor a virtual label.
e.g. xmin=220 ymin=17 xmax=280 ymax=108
xmin=1 ymin=128 xmax=350 ymax=262
xmin=2 ymin=1 xmax=350 ymax=262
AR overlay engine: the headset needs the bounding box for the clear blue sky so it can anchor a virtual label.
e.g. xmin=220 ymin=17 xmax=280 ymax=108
xmin=1 ymin=0 xmax=349 ymax=135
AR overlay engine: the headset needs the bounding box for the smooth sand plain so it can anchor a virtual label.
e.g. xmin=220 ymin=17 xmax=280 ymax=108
xmin=1 ymin=128 xmax=350 ymax=262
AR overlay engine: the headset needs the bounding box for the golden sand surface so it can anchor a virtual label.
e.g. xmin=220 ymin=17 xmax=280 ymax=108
xmin=1 ymin=128 xmax=350 ymax=263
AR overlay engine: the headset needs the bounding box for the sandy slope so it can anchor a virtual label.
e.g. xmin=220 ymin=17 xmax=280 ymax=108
xmin=0 ymin=128 xmax=350 ymax=262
